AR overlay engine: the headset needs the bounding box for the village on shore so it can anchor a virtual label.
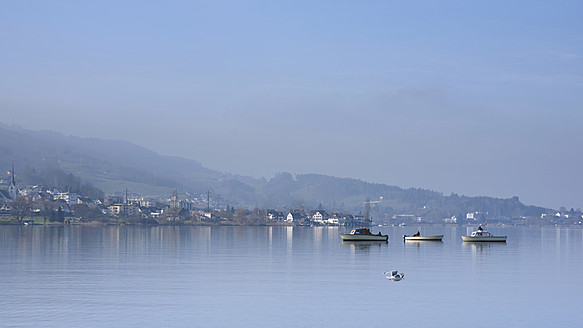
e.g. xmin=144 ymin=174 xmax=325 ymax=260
xmin=2 ymin=169 xmax=582 ymax=227
xmin=0 ymin=168 xmax=583 ymax=226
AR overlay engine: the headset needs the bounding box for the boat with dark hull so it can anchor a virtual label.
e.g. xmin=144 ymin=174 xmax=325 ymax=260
xmin=340 ymin=228 xmax=388 ymax=242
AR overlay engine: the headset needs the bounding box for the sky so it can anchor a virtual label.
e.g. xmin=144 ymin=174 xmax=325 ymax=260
xmin=1 ymin=1 xmax=582 ymax=209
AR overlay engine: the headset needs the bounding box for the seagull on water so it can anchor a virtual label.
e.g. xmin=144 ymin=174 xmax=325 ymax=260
xmin=383 ymin=270 xmax=405 ymax=281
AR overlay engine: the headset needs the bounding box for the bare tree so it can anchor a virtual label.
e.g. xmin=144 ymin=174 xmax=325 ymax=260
xmin=12 ymin=196 xmax=32 ymax=223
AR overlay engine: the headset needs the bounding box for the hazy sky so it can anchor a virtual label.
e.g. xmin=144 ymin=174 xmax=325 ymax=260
xmin=2 ymin=1 xmax=582 ymax=209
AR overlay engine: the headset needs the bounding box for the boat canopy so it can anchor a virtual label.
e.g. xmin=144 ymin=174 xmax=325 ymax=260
xmin=471 ymin=229 xmax=492 ymax=237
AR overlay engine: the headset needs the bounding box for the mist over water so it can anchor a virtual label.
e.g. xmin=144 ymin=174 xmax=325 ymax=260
xmin=1 ymin=225 xmax=581 ymax=327
xmin=3 ymin=1 xmax=583 ymax=209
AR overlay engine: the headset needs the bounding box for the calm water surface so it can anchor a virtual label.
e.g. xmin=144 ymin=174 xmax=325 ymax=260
xmin=1 ymin=225 xmax=582 ymax=327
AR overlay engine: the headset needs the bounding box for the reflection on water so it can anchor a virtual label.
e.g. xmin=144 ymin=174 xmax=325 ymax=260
xmin=403 ymin=240 xmax=444 ymax=250
xmin=1 ymin=225 xmax=582 ymax=327
xmin=462 ymin=240 xmax=507 ymax=254
xmin=341 ymin=241 xmax=387 ymax=253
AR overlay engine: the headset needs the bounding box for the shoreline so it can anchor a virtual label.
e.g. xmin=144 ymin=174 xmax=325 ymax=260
xmin=1 ymin=218 xmax=582 ymax=228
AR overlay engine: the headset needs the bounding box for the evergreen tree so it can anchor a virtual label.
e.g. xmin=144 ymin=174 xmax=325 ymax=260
xmin=56 ymin=206 xmax=65 ymax=223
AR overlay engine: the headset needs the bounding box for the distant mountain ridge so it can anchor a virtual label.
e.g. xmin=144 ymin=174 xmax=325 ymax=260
xmin=0 ymin=122 xmax=551 ymax=219
xmin=0 ymin=122 xmax=222 ymax=195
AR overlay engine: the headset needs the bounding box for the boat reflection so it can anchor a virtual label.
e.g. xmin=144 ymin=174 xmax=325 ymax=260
xmin=403 ymin=239 xmax=443 ymax=248
xmin=462 ymin=240 xmax=506 ymax=254
xmin=341 ymin=240 xmax=387 ymax=251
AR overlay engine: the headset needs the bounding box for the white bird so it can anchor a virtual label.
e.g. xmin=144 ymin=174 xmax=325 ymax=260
xmin=383 ymin=270 xmax=405 ymax=281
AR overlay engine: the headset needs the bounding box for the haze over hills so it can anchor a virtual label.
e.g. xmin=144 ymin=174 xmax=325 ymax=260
xmin=0 ymin=122 xmax=551 ymax=219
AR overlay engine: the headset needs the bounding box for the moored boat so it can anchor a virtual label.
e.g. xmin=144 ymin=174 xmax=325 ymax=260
xmin=461 ymin=226 xmax=506 ymax=242
xmin=403 ymin=231 xmax=443 ymax=241
xmin=340 ymin=228 xmax=388 ymax=241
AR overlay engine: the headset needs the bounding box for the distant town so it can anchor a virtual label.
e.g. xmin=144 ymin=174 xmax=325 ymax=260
xmin=1 ymin=165 xmax=582 ymax=227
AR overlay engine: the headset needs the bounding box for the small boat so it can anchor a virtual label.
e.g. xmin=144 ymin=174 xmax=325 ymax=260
xmin=403 ymin=231 xmax=443 ymax=241
xmin=462 ymin=226 xmax=506 ymax=242
xmin=384 ymin=270 xmax=405 ymax=281
xmin=340 ymin=228 xmax=388 ymax=242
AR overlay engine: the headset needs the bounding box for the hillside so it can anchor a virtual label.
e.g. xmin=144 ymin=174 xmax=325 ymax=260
xmin=0 ymin=122 xmax=221 ymax=196
xmin=0 ymin=122 xmax=551 ymax=219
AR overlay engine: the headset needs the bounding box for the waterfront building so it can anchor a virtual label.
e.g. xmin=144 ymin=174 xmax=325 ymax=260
xmin=0 ymin=163 xmax=18 ymax=201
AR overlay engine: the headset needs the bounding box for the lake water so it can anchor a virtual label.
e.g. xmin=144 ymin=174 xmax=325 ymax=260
xmin=1 ymin=225 xmax=581 ymax=327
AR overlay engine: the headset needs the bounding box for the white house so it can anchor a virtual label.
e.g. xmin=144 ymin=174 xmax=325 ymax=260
xmin=286 ymin=211 xmax=303 ymax=222
xmin=311 ymin=210 xmax=329 ymax=224
xmin=54 ymin=192 xmax=81 ymax=205
xmin=326 ymin=217 xmax=340 ymax=225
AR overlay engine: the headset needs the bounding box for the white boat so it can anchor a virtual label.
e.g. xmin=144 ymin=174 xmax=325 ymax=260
xmin=461 ymin=226 xmax=506 ymax=242
xmin=384 ymin=270 xmax=405 ymax=281
xmin=340 ymin=228 xmax=388 ymax=242
xmin=403 ymin=231 xmax=443 ymax=241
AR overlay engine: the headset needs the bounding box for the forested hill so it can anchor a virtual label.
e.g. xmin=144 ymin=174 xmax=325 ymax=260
xmin=260 ymin=172 xmax=549 ymax=220
xmin=0 ymin=122 xmax=223 ymax=197
xmin=0 ymin=122 xmax=551 ymax=219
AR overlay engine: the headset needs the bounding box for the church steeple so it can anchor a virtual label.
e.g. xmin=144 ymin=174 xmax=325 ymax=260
xmin=11 ymin=162 xmax=15 ymax=185
xmin=8 ymin=162 xmax=17 ymax=199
